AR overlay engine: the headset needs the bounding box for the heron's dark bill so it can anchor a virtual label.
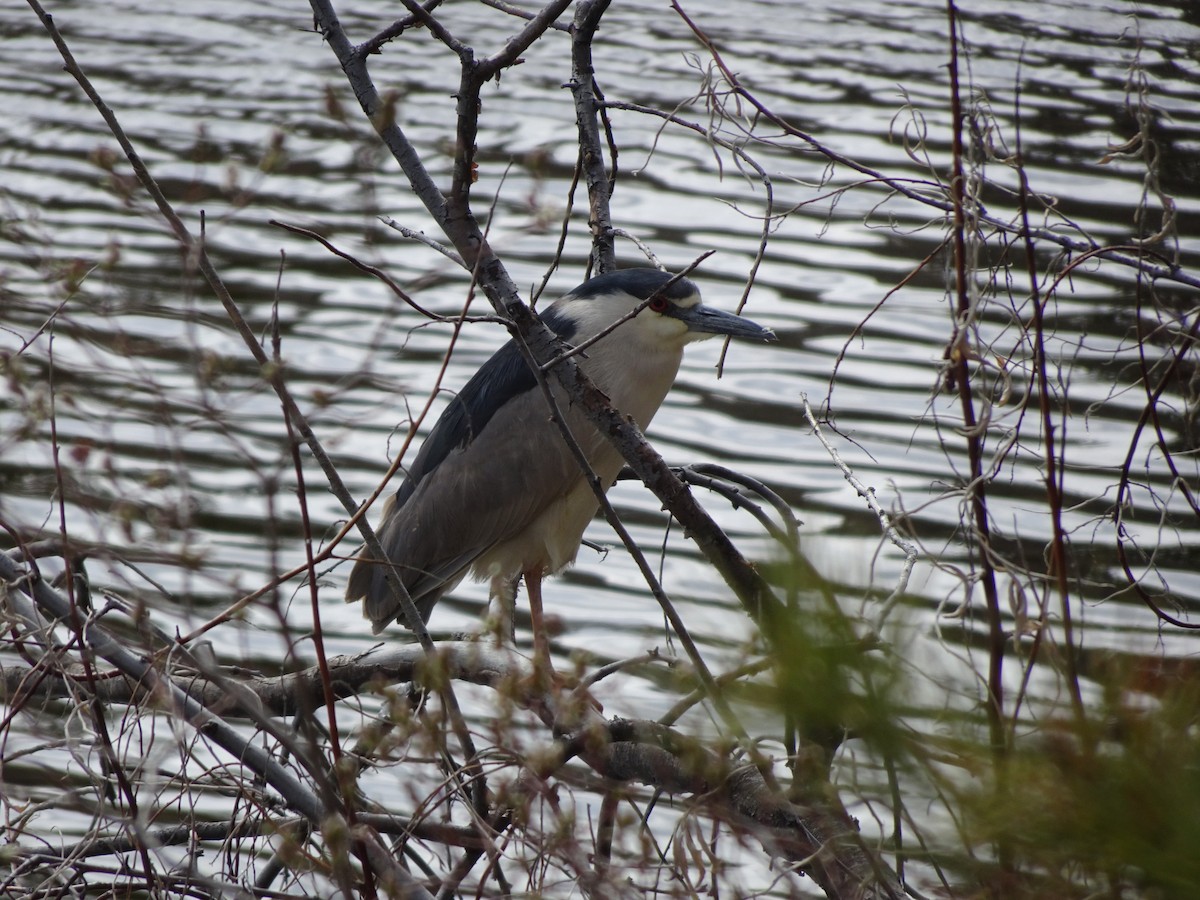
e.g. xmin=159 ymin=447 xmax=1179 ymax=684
xmin=669 ymin=302 xmax=776 ymax=342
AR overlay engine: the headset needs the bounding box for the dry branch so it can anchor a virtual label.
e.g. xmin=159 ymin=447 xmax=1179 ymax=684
xmin=307 ymin=0 xmax=788 ymax=635
xmin=0 ymin=621 xmax=902 ymax=899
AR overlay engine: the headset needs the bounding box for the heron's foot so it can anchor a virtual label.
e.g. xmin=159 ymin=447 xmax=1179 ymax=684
xmin=525 ymin=644 xmax=557 ymax=694
xmin=524 ymin=651 xmax=603 ymax=725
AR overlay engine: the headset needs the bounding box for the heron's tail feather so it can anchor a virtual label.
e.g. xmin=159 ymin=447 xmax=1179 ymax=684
xmin=345 ymin=551 xmax=439 ymax=634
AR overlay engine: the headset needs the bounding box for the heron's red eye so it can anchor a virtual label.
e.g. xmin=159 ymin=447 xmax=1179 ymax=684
xmin=648 ymin=296 xmax=669 ymax=313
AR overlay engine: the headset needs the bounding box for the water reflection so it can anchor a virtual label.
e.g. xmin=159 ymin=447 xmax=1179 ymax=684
xmin=2 ymin=0 xmax=1199 ymax=887
xmin=3 ymin=0 xmax=1197 ymax=639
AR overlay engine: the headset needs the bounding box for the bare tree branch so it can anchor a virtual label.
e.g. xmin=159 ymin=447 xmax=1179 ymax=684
xmin=308 ymin=0 xmax=786 ymax=637
xmin=570 ymin=0 xmax=617 ymax=273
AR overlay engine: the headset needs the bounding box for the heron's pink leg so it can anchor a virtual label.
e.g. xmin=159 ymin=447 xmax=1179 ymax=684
xmin=524 ymin=568 xmax=551 ymax=671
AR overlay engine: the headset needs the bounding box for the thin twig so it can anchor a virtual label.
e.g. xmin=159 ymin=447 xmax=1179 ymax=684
xmin=800 ymin=396 xmax=918 ymax=631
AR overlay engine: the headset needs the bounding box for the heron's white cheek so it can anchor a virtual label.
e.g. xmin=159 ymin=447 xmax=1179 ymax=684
xmin=632 ymin=314 xmax=692 ymax=348
xmin=682 ymin=329 xmax=718 ymax=345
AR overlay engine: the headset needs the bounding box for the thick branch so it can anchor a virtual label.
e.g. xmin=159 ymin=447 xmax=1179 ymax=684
xmin=477 ymin=0 xmax=574 ymax=80
xmin=0 ymin=643 xmax=528 ymax=714
xmin=309 ymin=0 xmax=786 ymax=634
xmin=0 ymin=637 xmax=900 ymax=899
xmin=0 ymin=552 xmax=439 ymax=892
xmin=570 ymin=0 xmax=617 ymax=271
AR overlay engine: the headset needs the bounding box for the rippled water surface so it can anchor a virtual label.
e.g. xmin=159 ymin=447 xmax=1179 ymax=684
xmin=2 ymin=0 xmax=1199 ymax=892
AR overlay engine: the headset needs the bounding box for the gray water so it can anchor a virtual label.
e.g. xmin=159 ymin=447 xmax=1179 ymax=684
xmin=2 ymin=0 xmax=1199 ymax=894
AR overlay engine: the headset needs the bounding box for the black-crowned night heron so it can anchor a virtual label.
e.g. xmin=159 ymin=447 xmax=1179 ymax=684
xmin=346 ymin=268 xmax=774 ymax=650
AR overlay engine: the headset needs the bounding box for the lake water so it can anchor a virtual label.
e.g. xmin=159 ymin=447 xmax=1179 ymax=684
xmin=2 ymin=0 xmax=1199 ymax=895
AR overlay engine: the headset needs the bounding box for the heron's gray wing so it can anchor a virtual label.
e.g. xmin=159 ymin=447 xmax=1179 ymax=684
xmin=347 ymin=487 xmax=480 ymax=631
xmin=351 ymin=382 xmax=604 ymax=632
xmin=347 ymin=305 xmax=581 ymax=630
xmin=393 ymin=304 xmax=579 ymax=508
